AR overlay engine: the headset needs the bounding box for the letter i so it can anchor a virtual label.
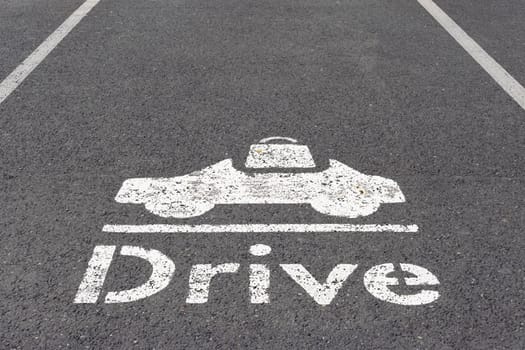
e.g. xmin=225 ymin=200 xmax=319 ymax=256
xmin=249 ymin=244 xmax=271 ymax=304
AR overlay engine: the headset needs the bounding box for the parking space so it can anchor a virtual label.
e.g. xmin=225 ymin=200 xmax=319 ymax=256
xmin=1 ymin=0 xmax=524 ymax=348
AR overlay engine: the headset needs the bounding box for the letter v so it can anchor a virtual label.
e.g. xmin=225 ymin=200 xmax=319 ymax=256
xmin=280 ymin=264 xmax=357 ymax=305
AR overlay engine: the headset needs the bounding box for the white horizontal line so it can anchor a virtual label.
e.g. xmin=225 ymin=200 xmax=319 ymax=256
xmin=102 ymin=224 xmax=419 ymax=233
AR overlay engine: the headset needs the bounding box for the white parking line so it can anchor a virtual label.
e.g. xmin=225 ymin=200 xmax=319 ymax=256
xmin=0 ymin=0 xmax=102 ymax=105
xmin=417 ymin=0 xmax=525 ymax=110
xmin=102 ymin=224 xmax=419 ymax=233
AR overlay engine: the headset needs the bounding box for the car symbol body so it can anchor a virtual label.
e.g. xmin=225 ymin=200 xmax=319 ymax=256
xmin=115 ymin=137 xmax=405 ymax=218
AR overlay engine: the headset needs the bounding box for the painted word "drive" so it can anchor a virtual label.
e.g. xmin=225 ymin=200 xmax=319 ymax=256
xmin=74 ymin=244 xmax=440 ymax=306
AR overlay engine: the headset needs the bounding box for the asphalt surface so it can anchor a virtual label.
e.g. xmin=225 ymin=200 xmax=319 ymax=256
xmin=436 ymin=0 xmax=525 ymax=80
xmin=0 ymin=0 xmax=84 ymax=78
xmin=1 ymin=0 xmax=524 ymax=348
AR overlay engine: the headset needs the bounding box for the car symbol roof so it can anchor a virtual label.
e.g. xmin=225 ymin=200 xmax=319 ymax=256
xmin=244 ymin=136 xmax=316 ymax=169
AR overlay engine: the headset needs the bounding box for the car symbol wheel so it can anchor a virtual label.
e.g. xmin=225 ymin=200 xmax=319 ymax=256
xmin=144 ymin=200 xmax=216 ymax=218
xmin=310 ymin=196 xmax=378 ymax=218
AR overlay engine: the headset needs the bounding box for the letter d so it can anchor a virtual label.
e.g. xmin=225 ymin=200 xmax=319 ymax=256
xmin=74 ymin=245 xmax=175 ymax=303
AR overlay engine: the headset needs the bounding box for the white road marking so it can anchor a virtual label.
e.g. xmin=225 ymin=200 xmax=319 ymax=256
xmin=115 ymin=158 xmax=405 ymax=219
xmin=104 ymin=246 xmax=176 ymax=303
xmin=245 ymin=139 xmax=316 ymax=169
xmin=73 ymin=245 xmax=115 ymax=303
xmin=249 ymin=244 xmax=272 ymax=256
xmin=250 ymin=264 xmax=271 ymax=304
xmin=364 ymin=263 xmax=440 ymax=305
xmin=186 ymin=263 xmax=240 ymax=304
xmin=280 ymin=264 xmax=358 ymax=305
xmin=102 ymin=223 xmax=419 ymax=233
xmin=249 ymin=244 xmax=272 ymax=303
xmin=74 ymin=245 xmax=176 ymax=304
xmin=0 ymin=0 xmax=101 ymax=105
xmin=417 ymin=0 xmax=525 ymax=110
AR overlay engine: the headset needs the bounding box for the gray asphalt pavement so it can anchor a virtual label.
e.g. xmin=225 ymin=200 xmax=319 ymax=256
xmin=1 ymin=0 xmax=524 ymax=348
xmin=436 ymin=0 xmax=525 ymax=80
xmin=0 ymin=0 xmax=84 ymax=78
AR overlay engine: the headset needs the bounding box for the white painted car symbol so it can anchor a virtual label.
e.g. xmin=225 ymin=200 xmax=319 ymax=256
xmin=115 ymin=137 xmax=405 ymax=218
